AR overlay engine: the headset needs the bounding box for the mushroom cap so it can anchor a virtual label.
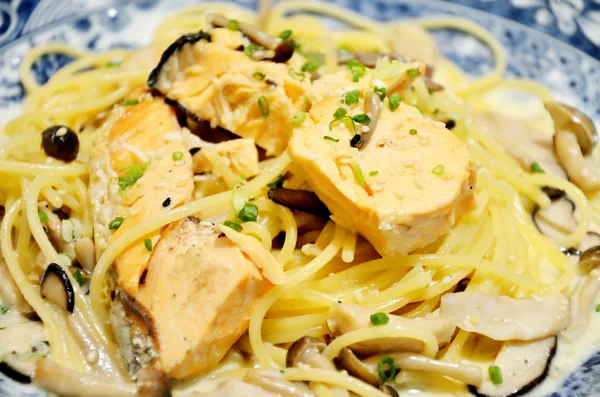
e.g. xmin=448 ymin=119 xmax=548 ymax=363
xmin=545 ymin=102 xmax=597 ymax=155
xmin=40 ymin=263 xmax=75 ymax=313
xmin=286 ymin=335 xmax=327 ymax=368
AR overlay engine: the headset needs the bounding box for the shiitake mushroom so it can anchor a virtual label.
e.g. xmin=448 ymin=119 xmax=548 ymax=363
xmin=267 ymin=188 xmax=331 ymax=219
xmin=41 ymin=126 xmax=79 ymax=162
xmin=40 ymin=263 xmax=75 ymax=313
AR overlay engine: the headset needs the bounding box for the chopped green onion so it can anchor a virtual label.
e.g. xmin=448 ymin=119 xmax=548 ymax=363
xmin=109 ymin=217 xmax=124 ymax=230
xmin=105 ymin=60 xmax=121 ymax=68
xmin=344 ymin=89 xmax=360 ymax=105
xmin=389 ymin=93 xmax=401 ymax=111
xmin=370 ymin=312 xmax=389 ymax=326
xmin=172 ymin=151 xmax=183 ymax=161
xmin=223 ymin=220 xmax=242 ymax=232
xmin=433 ymin=108 xmax=440 ymax=115
xmin=377 ymin=357 xmax=396 ymax=382
xmin=290 ymin=112 xmax=307 ymax=127
xmin=294 ymin=43 xmax=302 ymax=52
xmin=244 ymin=44 xmax=260 ymax=57
xmin=324 ymin=136 xmax=340 ymax=142
xmin=226 ymin=19 xmax=240 ymax=31
xmin=369 ymin=170 xmax=379 ymax=176
xmin=288 ymin=68 xmax=306 ymax=81
xmin=278 ymin=29 xmax=292 ymax=40
xmin=253 ymin=71 xmax=266 ymax=81
xmin=123 ymin=99 xmax=139 ymax=106
xmin=268 ymin=175 xmax=284 ymax=189
xmin=407 ymin=68 xmax=421 ymax=77
xmin=596 ymin=304 xmax=600 ymax=312
xmin=354 ymin=164 xmax=365 ymax=188
xmin=258 ymin=96 xmax=270 ymax=118
xmin=301 ymin=53 xmax=323 ymax=72
xmin=302 ymin=95 xmax=312 ymax=111
xmin=409 ymin=128 xmax=418 ymax=135
xmin=374 ymin=86 xmax=387 ymax=101
xmin=329 ymin=116 xmax=356 ymax=133
xmin=416 ymin=105 xmax=423 ymax=113
xmin=347 ymin=60 xmax=366 ymax=82
xmin=238 ymin=203 xmax=259 ymax=222
xmin=38 ymin=210 xmax=49 ymax=223
xmin=352 ymin=113 xmax=371 ymax=124
xmin=530 ymin=162 xmax=545 ymax=174
xmin=144 ymin=238 xmax=152 ymax=252
xmin=239 ymin=174 xmax=248 ymax=182
xmin=489 ymin=366 xmax=503 ymax=385
xmin=253 ymin=235 xmax=262 ymax=242
xmin=73 ymin=269 xmax=85 ymax=287
xmin=0 ymin=305 xmax=8 ymax=314
xmin=333 ymin=108 xmax=347 ymax=120
xmin=432 ymin=164 xmax=445 ymax=176
xmin=118 ymin=163 xmax=149 ymax=190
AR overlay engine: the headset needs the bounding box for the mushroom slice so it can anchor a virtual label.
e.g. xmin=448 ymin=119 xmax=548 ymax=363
xmin=545 ymin=102 xmax=597 ymax=155
xmin=439 ymin=292 xmax=569 ymax=341
xmin=553 ymin=129 xmax=600 ymax=193
xmin=243 ymin=369 xmax=315 ymax=397
xmin=268 ymin=188 xmax=331 ymax=219
xmin=531 ymin=196 xmax=576 ymax=241
xmin=469 ymin=337 xmax=557 ymax=397
xmin=351 ymin=91 xmax=381 ymax=150
xmin=579 ymin=245 xmax=600 ymax=272
xmin=40 ymin=263 xmax=75 ymax=313
xmin=562 ymin=268 xmax=600 ymax=340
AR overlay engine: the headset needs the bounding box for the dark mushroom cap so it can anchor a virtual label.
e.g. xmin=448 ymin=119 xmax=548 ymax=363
xmin=545 ymin=102 xmax=597 ymax=156
xmin=268 ymin=188 xmax=331 ymax=219
xmin=41 ymin=126 xmax=79 ymax=163
xmin=0 ymin=361 xmax=32 ymax=384
xmin=579 ymin=245 xmax=600 ymax=273
xmin=286 ymin=336 xmax=327 ymax=368
xmin=40 ymin=263 xmax=75 ymax=313
xmin=335 ymin=348 xmax=380 ymax=387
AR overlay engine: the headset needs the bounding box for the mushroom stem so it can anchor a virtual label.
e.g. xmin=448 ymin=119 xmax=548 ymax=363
xmin=554 ymin=130 xmax=600 ymax=193
xmin=359 ymin=91 xmax=381 ymax=150
xmin=562 ymin=268 xmax=600 ymax=340
xmin=243 ymin=369 xmax=315 ymax=397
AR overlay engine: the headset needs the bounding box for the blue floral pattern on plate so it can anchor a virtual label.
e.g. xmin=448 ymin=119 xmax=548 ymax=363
xmin=0 ymin=0 xmax=599 ymax=396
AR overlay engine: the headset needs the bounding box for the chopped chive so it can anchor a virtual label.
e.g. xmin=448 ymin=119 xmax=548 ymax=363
xmin=333 ymin=108 xmax=347 ymax=120
xmin=108 ymin=217 xmax=124 ymax=230
xmin=596 ymin=304 xmax=600 ymax=312
xmin=290 ymin=112 xmax=307 ymax=127
xmin=0 ymin=305 xmax=8 ymax=314
xmin=374 ymin=86 xmax=387 ymax=101
xmin=223 ymin=220 xmax=242 ymax=232
xmin=267 ymin=175 xmax=284 ymax=189
xmin=389 ymin=93 xmax=401 ymax=111
xmin=370 ymin=312 xmax=389 ymax=326
xmin=344 ymin=89 xmax=360 ymax=105
xmin=407 ymin=68 xmax=421 ymax=77
xmin=378 ymin=357 xmax=396 ymax=382
xmin=226 ymin=19 xmax=240 ymax=31
xmin=105 ymin=60 xmax=121 ymax=68
xmin=278 ymin=29 xmax=292 ymax=40
xmin=288 ymin=68 xmax=305 ymax=81
xmin=324 ymin=135 xmax=340 ymax=142
xmin=258 ymin=96 xmax=270 ymax=118
xmin=144 ymin=238 xmax=152 ymax=252
xmin=294 ymin=43 xmax=302 ymax=52
xmin=432 ymin=164 xmax=445 ymax=176
xmin=352 ymin=113 xmax=371 ymax=124
xmin=118 ymin=163 xmax=149 ymax=190
xmin=329 ymin=116 xmax=356 ymax=133
xmin=73 ymin=269 xmax=85 ymax=287
xmin=172 ymin=151 xmax=183 ymax=161
xmin=433 ymin=108 xmax=440 ymax=115
xmin=38 ymin=210 xmax=49 ymax=223
xmin=253 ymin=235 xmax=262 ymax=242
xmin=354 ymin=164 xmax=365 ymax=188
xmin=301 ymin=53 xmax=323 ymax=72
xmin=244 ymin=44 xmax=260 ymax=57
xmin=239 ymin=174 xmax=248 ymax=181
xmin=238 ymin=203 xmax=259 ymax=222
xmin=369 ymin=170 xmax=379 ymax=176
xmin=530 ymin=162 xmax=545 ymax=174
xmin=409 ymin=128 xmax=418 ymax=135
xmin=123 ymin=99 xmax=139 ymax=106
xmin=489 ymin=366 xmax=503 ymax=385
xmin=253 ymin=71 xmax=266 ymax=81
xmin=347 ymin=59 xmax=366 ymax=82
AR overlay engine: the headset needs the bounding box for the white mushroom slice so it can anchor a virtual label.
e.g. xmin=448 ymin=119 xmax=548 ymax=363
xmin=554 ymin=129 xmax=600 ymax=193
xmin=472 ymin=337 xmax=557 ymax=397
xmin=327 ymin=303 xmax=455 ymax=355
xmin=562 ymin=268 xmax=600 ymax=340
xmin=439 ymin=292 xmax=569 ymax=341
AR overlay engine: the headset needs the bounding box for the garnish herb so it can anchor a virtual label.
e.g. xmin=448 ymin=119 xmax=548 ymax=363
xmin=377 ymin=357 xmax=396 ymax=382
xmin=288 ymin=69 xmax=306 ymax=81
xmin=253 ymin=71 xmax=266 ymax=81
xmin=38 ymin=210 xmax=49 ymax=223
xmin=433 ymin=108 xmax=440 ymax=115
xmin=109 ymin=217 xmax=124 ymax=230
xmin=432 ymin=164 xmax=445 ymax=176
xmin=530 ymin=162 xmax=545 ymax=174
xmin=324 ymin=136 xmax=340 ymax=142
xmin=105 ymin=60 xmax=121 ymax=68
xmin=388 ymin=93 xmax=401 ymax=111
xmin=302 ymin=95 xmax=312 ymax=111
xmin=244 ymin=44 xmax=260 ymax=57
xmin=0 ymin=305 xmax=8 ymax=314
xmin=352 ymin=114 xmax=371 ymax=124
xmin=290 ymin=112 xmax=307 ymax=127
xmin=73 ymin=269 xmax=85 ymax=287
xmin=354 ymin=164 xmax=365 ymax=188
xmin=144 ymin=238 xmax=153 ymax=252
xmin=278 ymin=29 xmax=292 ymax=40
xmin=301 ymin=52 xmax=323 ymax=72
xmin=344 ymin=89 xmax=360 ymax=105
xmin=347 ymin=60 xmax=366 ymax=82
xmin=489 ymin=366 xmax=503 ymax=385
xmin=407 ymin=68 xmax=421 ymax=77
xmin=118 ymin=163 xmax=149 ymax=190
xmin=409 ymin=128 xmax=418 ymax=135
xmin=238 ymin=203 xmax=259 ymax=222
xmin=596 ymin=304 xmax=600 ymax=312
xmin=258 ymin=96 xmax=270 ymax=118
xmin=223 ymin=220 xmax=242 ymax=232
xmin=370 ymin=312 xmax=389 ymax=326
xmin=369 ymin=170 xmax=379 ymax=176
xmin=172 ymin=151 xmax=183 ymax=161
xmin=226 ymin=19 xmax=240 ymax=31
xmin=333 ymin=108 xmax=348 ymax=119
xmin=329 ymin=108 xmax=356 ymax=133
xmin=374 ymin=86 xmax=387 ymax=101
xmin=123 ymin=99 xmax=139 ymax=106
xmin=268 ymin=175 xmax=284 ymax=189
